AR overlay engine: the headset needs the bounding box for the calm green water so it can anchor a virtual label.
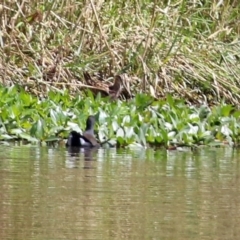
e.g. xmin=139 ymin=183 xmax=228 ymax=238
xmin=0 ymin=145 xmax=240 ymax=240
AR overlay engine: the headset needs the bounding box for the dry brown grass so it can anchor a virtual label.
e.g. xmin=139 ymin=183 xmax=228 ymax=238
xmin=0 ymin=0 xmax=240 ymax=104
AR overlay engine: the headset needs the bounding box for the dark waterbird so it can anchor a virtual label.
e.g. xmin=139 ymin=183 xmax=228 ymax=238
xmin=66 ymin=115 xmax=100 ymax=148
xmin=83 ymin=72 xmax=132 ymax=100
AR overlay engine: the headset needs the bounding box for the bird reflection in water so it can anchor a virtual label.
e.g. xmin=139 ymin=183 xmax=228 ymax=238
xmin=66 ymin=146 xmax=98 ymax=169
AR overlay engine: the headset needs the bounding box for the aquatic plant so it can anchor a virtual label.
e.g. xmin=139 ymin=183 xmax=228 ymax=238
xmin=0 ymin=85 xmax=239 ymax=148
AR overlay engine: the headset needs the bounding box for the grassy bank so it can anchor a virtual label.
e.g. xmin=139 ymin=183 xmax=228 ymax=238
xmin=0 ymin=85 xmax=239 ymax=147
xmin=0 ymin=0 xmax=240 ymax=104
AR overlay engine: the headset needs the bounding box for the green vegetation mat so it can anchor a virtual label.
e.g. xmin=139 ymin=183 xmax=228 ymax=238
xmin=0 ymin=85 xmax=240 ymax=147
xmin=0 ymin=1 xmax=240 ymax=104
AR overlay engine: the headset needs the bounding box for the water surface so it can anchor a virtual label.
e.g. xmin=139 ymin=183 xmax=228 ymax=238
xmin=0 ymin=145 xmax=240 ymax=240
